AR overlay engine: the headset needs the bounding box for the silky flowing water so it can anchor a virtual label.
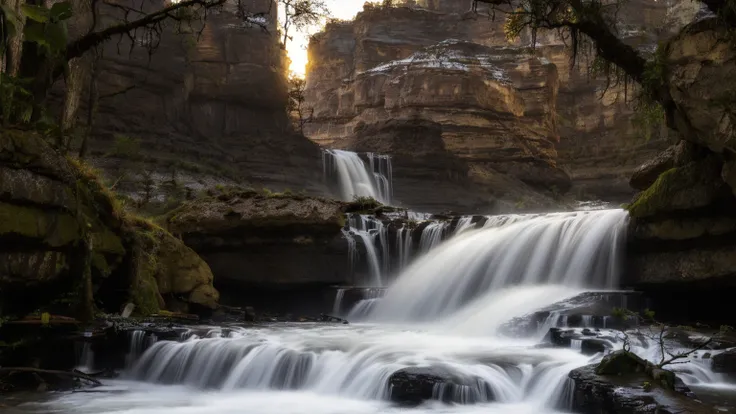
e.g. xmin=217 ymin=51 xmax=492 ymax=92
xmin=6 ymin=209 xmax=736 ymax=413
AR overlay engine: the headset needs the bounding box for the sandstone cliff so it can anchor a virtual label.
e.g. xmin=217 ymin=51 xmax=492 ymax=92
xmin=54 ymin=0 xmax=328 ymax=206
xmin=0 ymin=130 xmax=218 ymax=318
xmin=306 ymin=7 xmax=568 ymax=212
xmin=304 ymin=0 xmax=686 ymax=208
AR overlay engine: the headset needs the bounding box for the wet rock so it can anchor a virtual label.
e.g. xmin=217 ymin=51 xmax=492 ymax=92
xmin=387 ymin=367 xmax=493 ymax=405
xmin=580 ymin=339 xmax=611 ymax=356
xmin=630 ymin=145 xmax=675 ymax=191
xmin=548 ymin=328 xmax=573 ymax=347
xmin=569 ymin=363 xmax=711 ymax=413
xmin=712 ymin=348 xmax=736 ymax=376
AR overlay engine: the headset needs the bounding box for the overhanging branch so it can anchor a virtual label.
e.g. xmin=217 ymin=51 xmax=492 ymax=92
xmin=65 ymin=0 xmax=226 ymax=61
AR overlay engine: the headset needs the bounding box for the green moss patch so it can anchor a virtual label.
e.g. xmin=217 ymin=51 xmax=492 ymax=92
xmin=628 ymin=157 xmax=724 ymax=218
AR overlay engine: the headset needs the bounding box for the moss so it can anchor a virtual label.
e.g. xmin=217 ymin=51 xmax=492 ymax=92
xmin=627 ymin=158 xmax=723 ymax=218
xmin=130 ymin=269 xmax=161 ymax=316
xmin=0 ymin=202 xmax=80 ymax=247
xmin=91 ymin=253 xmax=111 ymax=277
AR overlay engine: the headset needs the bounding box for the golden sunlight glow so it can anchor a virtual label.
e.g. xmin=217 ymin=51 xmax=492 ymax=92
xmin=285 ymin=1 xmax=378 ymax=77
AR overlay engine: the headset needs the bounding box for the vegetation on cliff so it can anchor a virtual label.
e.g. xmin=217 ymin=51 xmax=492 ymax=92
xmin=0 ymin=129 xmax=218 ymax=324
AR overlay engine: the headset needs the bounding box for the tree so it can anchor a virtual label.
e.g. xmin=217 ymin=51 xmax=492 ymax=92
xmin=474 ymin=0 xmax=736 ymax=141
xmin=279 ymin=0 xmax=329 ymax=48
xmin=287 ymin=72 xmax=313 ymax=133
xmin=612 ymin=308 xmax=733 ymax=369
xmin=0 ymin=0 xmax=227 ymax=133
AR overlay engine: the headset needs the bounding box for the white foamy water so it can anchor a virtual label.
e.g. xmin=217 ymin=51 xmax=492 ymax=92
xmin=322 ymin=149 xmax=392 ymax=205
xmin=11 ymin=208 xmax=734 ymax=414
xmin=368 ymin=210 xmax=628 ymax=322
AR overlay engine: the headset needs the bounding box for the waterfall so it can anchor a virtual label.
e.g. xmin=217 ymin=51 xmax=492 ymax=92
xmin=333 ymin=289 xmax=346 ymax=316
xmin=367 ymin=210 xmax=629 ymax=322
xmin=343 ymin=215 xmax=386 ymax=285
xmin=39 ymin=207 xmax=736 ymax=414
xmin=322 ymin=149 xmax=393 ymax=205
xmin=367 ymin=152 xmax=393 ymax=204
xmin=418 ymin=221 xmax=449 ymax=253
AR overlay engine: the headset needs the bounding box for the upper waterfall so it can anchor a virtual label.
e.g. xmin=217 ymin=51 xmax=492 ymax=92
xmin=322 ymin=149 xmax=393 ymax=205
xmin=367 ymin=209 xmax=629 ymax=322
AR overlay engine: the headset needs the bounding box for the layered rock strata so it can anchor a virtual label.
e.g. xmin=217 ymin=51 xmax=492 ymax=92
xmin=0 ymin=130 xmax=219 ymax=317
xmin=55 ymin=0 xmax=327 ymax=204
xmin=304 ymin=1 xmax=695 ymax=208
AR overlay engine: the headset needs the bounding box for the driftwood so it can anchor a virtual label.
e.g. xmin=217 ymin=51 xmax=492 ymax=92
xmin=0 ymin=367 xmax=102 ymax=386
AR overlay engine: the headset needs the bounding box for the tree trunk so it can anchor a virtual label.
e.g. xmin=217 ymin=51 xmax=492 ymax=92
xmin=78 ymin=233 xmax=95 ymax=323
xmin=60 ymin=0 xmax=94 ymax=136
xmin=1 ymin=0 xmax=25 ymax=76
xmin=78 ymin=58 xmax=98 ymax=159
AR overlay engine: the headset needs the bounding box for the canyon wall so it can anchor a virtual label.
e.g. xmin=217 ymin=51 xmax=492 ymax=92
xmin=304 ymin=0 xmax=680 ymax=210
xmin=58 ymin=0 xmax=328 ymax=202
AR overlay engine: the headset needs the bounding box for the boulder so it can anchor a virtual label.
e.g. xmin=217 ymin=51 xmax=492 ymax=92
xmin=569 ymin=362 xmax=709 ymax=414
xmin=712 ymin=348 xmax=736 ymax=376
xmin=387 ymin=366 xmax=493 ymax=405
xmin=581 ymin=339 xmax=611 ymax=356
xmin=628 ymin=156 xmax=726 ymax=218
xmin=629 ymin=145 xmax=675 ymax=191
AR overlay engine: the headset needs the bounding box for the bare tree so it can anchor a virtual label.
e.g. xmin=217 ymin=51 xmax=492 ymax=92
xmin=279 ymin=0 xmax=329 ymax=48
xmin=287 ymin=72 xmax=313 ymax=133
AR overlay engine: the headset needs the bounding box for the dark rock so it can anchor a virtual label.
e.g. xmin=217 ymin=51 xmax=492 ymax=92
xmin=712 ymin=349 xmax=736 ymax=376
xmin=596 ymin=351 xmax=649 ymax=376
xmin=548 ymin=328 xmax=573 ymax=347
xmin=582 ymin=328 xmax=596 ymax=336
xmin=166 ymin=190 xmax=352 ymax=290
xmin=569 ymin=363 xmax=712 ymax=414
xmin=630 ymin=145 xmax=675 ymax=191
xmin=387 ymin=366 xmax=493 ymax=405
xmin=580 ymin=339 xmax=611 ymax=356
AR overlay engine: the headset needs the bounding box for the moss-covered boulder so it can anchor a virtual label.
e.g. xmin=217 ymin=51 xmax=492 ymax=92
xmin=0 ymin=130 xmax=218 ymax=318
xmin=628 ymin=156 xmax=726 ymax=218
xmin=131 ymin=219 xmax=219 ymax=312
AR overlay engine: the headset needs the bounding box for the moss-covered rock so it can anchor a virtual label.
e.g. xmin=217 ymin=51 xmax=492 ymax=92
xmin=131 ymin=218 xmax=219 ymax=310
xmin=628 ymin=156 xmax=725 ymax=218
xmin=0 ymin=130 xmax=218 ymax=318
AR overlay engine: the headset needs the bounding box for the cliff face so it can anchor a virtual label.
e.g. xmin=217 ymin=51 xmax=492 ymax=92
xmin=304 ymin=0 xmax=683 ymax=208
xmin=306 ymin=7 xmax=567 ymax=212
xmin=626 ymin=19 xmax=736 ymax=300
xmin=60 ymin=0 xmax=327 ymax=202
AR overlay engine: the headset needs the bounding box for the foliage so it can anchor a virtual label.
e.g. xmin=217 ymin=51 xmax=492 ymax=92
xmin=109 ymin=135 xmax=142 ymax=159
xmin=279 ymin=0 xmax=330 ymax=48
xmin=0 ymin=2 xmax=72 ymax=126
xmin=287 ymin=72 xmax=314 ymax=133
xmin=611 ymin=308 xmax=733 ymax=369
xmin=0 ymin=74 xmax=34 ymax=125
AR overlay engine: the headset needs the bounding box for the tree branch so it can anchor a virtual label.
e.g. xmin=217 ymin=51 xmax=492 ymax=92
xmin=65 ymin=0 xmax=226 ymax=61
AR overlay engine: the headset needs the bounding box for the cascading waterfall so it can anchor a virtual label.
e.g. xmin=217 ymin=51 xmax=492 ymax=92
xmin=322 ymin=149 xmax=393 ymax=205
xmin=367 ymin=210 xmax=629 ymax=322
xmin=31 ymin=208 xmax=736 ymax=414
xmin=342 ymin=215 xmax=386 ymax=285
xmin=418 ymin=221 xmax=449 ymax=254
